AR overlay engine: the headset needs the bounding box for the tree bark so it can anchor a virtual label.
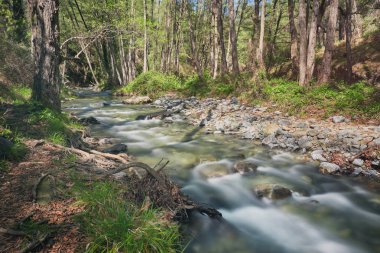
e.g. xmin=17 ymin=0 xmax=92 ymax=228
xmin=305 ymin=0 xmax=320 ymax=84
xmin=29 ymin=0 xmax=61 ymax=111
xmin=298 ymin=0 xmax=308 ymax=86
xmin=217 ymin=0 xmax=227 ymax=73
xmin=228 ymin=0 xmax=239 ymax=74
xmin=143 ymin=0 xmax=149 ymax=72
xmin=345 ymin=0 xmax=353 ymax=83
xmin=187 ymin=0 xmax=202 ymax=79
xmin=288 ymin=0 xmax=298 ymax=78
xmin=318 ymin=0 xmax=339 ymax=84
xmin=257 ymin=0 xmax=266 ymax=69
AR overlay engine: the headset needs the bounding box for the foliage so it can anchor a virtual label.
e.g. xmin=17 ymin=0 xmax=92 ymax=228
xmin=0 ymin=127 xmax=27 ymax=161
xmin=119 ymin=71 xmax=182 ymax=97
xmin=74 ymin=181 xmax=182 ymax=253
xmin=262 ymin=79 xmax=380 ymax=117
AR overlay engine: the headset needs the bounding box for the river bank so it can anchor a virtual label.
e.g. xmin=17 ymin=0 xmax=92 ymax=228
xmin=146 ymin=96 xmax=380 ymax=179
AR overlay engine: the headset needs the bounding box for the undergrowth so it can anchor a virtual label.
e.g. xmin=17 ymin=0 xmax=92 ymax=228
xmin=74 ymin=181 xmax=182 ymax=253
xmin=263 ymin=79 xmax=380 ymax=117
xmin=118 ymin=71 xmax=182 ymax=97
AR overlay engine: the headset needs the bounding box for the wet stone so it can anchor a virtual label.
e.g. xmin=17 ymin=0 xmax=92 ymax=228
xmin=233 ymin=160 xmax=257 ymax=174
xmin=103 ymin=143 xmax=128 ymax=154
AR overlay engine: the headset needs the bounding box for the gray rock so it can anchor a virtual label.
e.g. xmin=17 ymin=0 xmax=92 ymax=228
xmin=103 ymin=143 xmax=128 ymax=154
xmin=98 ymin=138 xmax=114 ymax=145
xmin=372 ymin=138 xmax=380 ymax=146
xmin=296 ymin=122 xmax=309 ymax=129
xmin=298 ymin=136 xmax=312 ymax=149
xmin=307 ymin=129 xmax=319 ymax=137
xmin=153 ymin=99 xmax=162 ymax=105
xmin=320 ymin=162 xmax=340 ymax=174
xmin=352 ymin=167 xmax=362 ymax=176
xmin=233 ymin=160 xmax=257 ymax=174
xmin=230 ymin=97 xmax=238 ymax=105
xmin=332 ymin=116 xmax=345 ymax=123
xmin=262 ymin=134 xmax=277 ymax=146
xmin=311 ymin=150 xmax=327 ymax=162
xmin=352 ymin=159 xmax=364 ymax=166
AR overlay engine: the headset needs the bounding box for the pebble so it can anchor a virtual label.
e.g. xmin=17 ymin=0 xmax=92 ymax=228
xmin=352 ymin=159 xmax=364 ymax=166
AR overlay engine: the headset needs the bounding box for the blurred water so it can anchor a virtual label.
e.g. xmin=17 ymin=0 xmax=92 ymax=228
xmin=64 ymin=96 xmax=380 ymax=253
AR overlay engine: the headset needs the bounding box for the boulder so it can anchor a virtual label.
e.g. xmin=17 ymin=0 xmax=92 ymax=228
xmin=123 ymin=96 xmax=152 ymax=104
xmin=103 ymin=143 xmax=128 ymax=154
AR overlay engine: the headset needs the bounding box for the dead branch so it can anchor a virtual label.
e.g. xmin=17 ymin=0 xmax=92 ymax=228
xmin=20 ymin=233 xmax=50 ymax=253
xmin=0 ymin=227 xmax=26 ymax=236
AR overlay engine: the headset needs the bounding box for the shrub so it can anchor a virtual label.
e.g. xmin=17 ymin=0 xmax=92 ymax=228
xmin=120 ymin=71 xmax=182 ymax=97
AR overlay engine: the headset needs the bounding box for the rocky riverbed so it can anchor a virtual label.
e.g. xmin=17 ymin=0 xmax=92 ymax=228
xmin=145 ymin=96 xmax=380 ymax=179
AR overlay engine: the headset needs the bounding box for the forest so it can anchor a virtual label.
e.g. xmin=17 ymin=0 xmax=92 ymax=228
xmin=0 ymin=0 xmax=380 ymax=252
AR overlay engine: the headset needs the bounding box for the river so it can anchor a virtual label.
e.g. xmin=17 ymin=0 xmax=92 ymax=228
xmin=64 ymin=92 xmax=380 ymax=253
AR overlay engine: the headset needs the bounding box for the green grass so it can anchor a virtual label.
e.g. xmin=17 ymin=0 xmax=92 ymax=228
xmin=262 ymin=79 xmax=380 ymax=117
xmin=118 ymin=71 xmax=182 ymax=97
xmin=74 ymin=181 xmax=182 ymax=253
xmin=0 ymin=85 xmax=31 ymax=104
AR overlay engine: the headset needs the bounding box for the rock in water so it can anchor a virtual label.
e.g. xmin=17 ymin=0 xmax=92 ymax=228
xmin=79 ymin=116 xmax=100 ymax=125
xmin=233 ymin=160 xmax=257 ymax=174
xmin=254 ymin=184 xmax=292 ymax=200
xmin=103 ymin=144 xmax=128 ymax=154
xmin=123 ymin=96 xmax=152 ymax=104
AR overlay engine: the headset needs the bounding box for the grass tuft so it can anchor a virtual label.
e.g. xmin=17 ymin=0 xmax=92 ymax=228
xmin=74 ymin=181 xmax=182 ymax=253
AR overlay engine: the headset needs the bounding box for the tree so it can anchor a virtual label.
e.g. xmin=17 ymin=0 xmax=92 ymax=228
xmin=29 ymin=0 xmax=61 ymax=111
xmin=228 ymin=0 xmax=239 ymax=74
xmin=257 ymin=0 xmax=266 ymax=70
xmin=298 ymin=0 xmax=307 ymax=86
xmin=288 ymin=0 xmax=298 ymax=77
xmin=318 ymin=0 xmax=339 ymax=84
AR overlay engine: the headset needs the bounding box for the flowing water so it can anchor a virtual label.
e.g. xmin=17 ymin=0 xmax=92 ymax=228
xmin=64 ymin=92 xmax=380 ymax=253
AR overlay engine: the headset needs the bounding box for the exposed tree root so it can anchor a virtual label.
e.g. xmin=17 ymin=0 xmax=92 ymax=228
xmin=20 ymin=233 xmax=51 ymax=253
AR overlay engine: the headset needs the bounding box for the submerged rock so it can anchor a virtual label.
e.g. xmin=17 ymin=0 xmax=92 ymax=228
xmin=103 ymin=143 xmax=128 ymax=154
xmin=254 ymin=184 xmax=292 ymax=200
xmin=79 ymin=116 xmax=100 ymax=125
xmin=233 ymin=160 xmax=257 ymax=174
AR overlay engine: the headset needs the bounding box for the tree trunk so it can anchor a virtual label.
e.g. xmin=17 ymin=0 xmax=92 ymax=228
xmin=257 ymin=0 xmax=266 ymax=69
xmin=298 ymin=0 xmax=308 ymax=86
xmin=187 ymin=0 xmax=202 ymax=79
xmin=288 ymin=0 xmax=298 ymax=78
xmin=143 ymin=0 xmax=149 ymax=72
xmin=29 ymin=0 xmax=61 ymax=111
xmin=250 ymin=0 xmax=260 ymax=73
xmin=345 ymin=0 xmax=353 ymax=83
xmin=217 ymin=0 xmax=227 ymax=73
xmin=351 ymin=0 xmax=362 ymax=40
xmin=212 ymin=0 xmax=219 ymax=78
xmin=228 ymin=0 xmax=239 ymax=74
xmin=318 ymin=0 xmax=339 ymax=84
xmin=338 ymin=10 xmax=345 ymax=41
xmin=305 ymin=0 xmax=320 ymax=84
